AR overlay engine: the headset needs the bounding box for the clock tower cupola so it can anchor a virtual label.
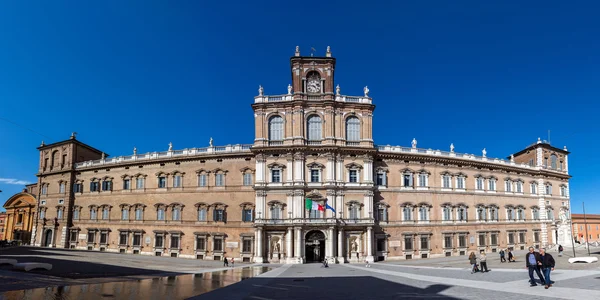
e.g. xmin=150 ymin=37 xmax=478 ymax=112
xmin=290 ymin=46 xmax=336 ymax=96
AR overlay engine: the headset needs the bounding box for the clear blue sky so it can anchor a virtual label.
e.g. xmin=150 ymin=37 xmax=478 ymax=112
xmin=0 ymin=1 xmax=598 ymax=213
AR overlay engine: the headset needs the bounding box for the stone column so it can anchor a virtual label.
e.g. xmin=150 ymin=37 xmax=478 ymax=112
xmin=337 ymin=228 xmax=344 ymax=263
xmin=363 ymin=191 xmax=374 ymax=220
xmin=326 ymin=154 xmax=335 ymax=183
xmin=294 ymin=227 xmax=302 ymax=262
xmin=253 ymin=227 xmax=264 ymax=263
xmin=336 ymin=154 xmax=343 ymax=183
xmin=286 ymin=156 xmax=294 ymax=184
xmin=325 ymin=227 xmax=333 ymax=259
xmin=366 ymin=227 xmax=374 ymax=262
xmin=286 ymin=227 xmax=293 ymax=260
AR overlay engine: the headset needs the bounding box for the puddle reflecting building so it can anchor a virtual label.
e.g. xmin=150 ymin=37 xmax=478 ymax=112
xmin=25 ymin=47 xmax=571 ymax=263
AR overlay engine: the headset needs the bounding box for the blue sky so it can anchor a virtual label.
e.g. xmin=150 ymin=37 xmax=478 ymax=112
xmin=0 ymin=1 xmax=598 ymax=213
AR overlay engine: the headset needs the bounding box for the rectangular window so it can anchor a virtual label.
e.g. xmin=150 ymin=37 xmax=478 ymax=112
xmin=68 ymin=231 xmax=77 ymax=242
xmin=90 ymin=182 xmax=99 ymax=192
xmin=157 ymin=209 xmax=165 ymax=221
xmin=215 ymin=174 xmax=225 ymax=186
xmin=491 ymin=233 xmax=498 ymax=245
xmin=442 ymin=175 xmax=451 ymax=188
xmin=458 ymin=235 xmax=466 ymax=247
xmin=57 ymin=209 xmax=63 ymax=219
xmin=349 ymin=170 xmax=358 ymax=183
xmin=349 ymin=206 xmax=358 ymax=220
xmin=516 ymin=181 xmax=522 ymax=193
xmin=74 ymin=183 xmax=83 ymax=193
xmin=534 ymin=232 xmax=540 ymax=243
xmin=310 ymin=169 xmax=320 ymax=183
xmin=243 ymin=239 xmax=252 ymax=252
xmin=478 ymin=234 xmax=486 ymax=246
xmin=489 ymin=180 xmax=496 ymax=191
xmin=136 ymin=178 xmax=144 ymax=189
xmin=376 ymin=173 xmax=385 ymax=186
xmin=271 ymin=170 xmax=281 ymax=183
xmin=135 ymin=208 xmax=143 ymax=220
xmin=213 ymin=209 xmax=225 ymax=222
xmin=242 ymin=209 xmax=253 ymax=222
xmin=102 ymin=181 xmax=112 ymax=191
xmin=214 ymin=238 xmax=223 ymax=251
xmin=198 ymin=174 xmax=207 ymax=187
xmin=403 ymin=207 xmax=412 ymax=221
xmin=420 ymin=236 xmax=428 ymax=250
xmin=196 ymin=236 xmax=206 ymax=251
xmin=418 ymin=174 xmax=427 ymax=187
xmin=456 ymin=177 xmax=465 ymax=189
xmin=198 ymin=209 xmax=207 ymax=221
xmin=476 ymin=178 xmax=484 ymax=190
xmin=519 ymin=232 xmax=526 ymax=243
xmin=59 ymin=183 xmax=65 ymax=193
xmin=508 ymin=233 xmax=515 ymax=244
xmin=271 ymin=207 xmax=281 ymax=219
xmin=404 ymin=236 xmax=413 ymax=250
xmin=102 ymin=208 xmax=109 ymax=220
xmin=529 ymin=159 xmax=534 ymax=166
xmin=133 ymin=233 xmax=141 ymax=246
xmin=173 ymin=175 xmax=182 ymax=188
xmin=158 ymin=177 xmax=166 ymax=188
xmin=531 ymin=183 xmax=537 ymax=194
xmin=505 ymin=181 xmax=512 ymax=192
xmin=545 ymin=185 xmax=552 ymax=195
xmin=90 ymin=209 xmax=97 ymax=220
xmin=73 ymin=209 xmax=79 ymax=220
xmin=172 ymin=208 xmax=181 ymax=221
xmin=419 ymin=207 xmax=428 ymax=221
xmin=403 ymin=174 xmax=413 ymax=187
xmin=40 ymin=209 xmax=46 ymax=219
xmin=243 ymin=173 xmax=252 ymax=186
xmin=444 ymin=235 xmax=452 ymax=248
xmin=121 ymin=209 xmax=128 ymax=220
xmin=377 ymin=208 xmax=386 ymax=222
xmin=100 ymin=232 xmax=108 ymax=244
xmin=155 ymin=235 xmax=164 ymax=248
xmin=170 ymin=235 xmax=180 ymax=249
xmin=119 ymin=232 xmax=128 ymax=245
xmin=87 ymin=232 xmax=95 ymax=243
xmin=123 ymin=179 xmax=130 ymax=190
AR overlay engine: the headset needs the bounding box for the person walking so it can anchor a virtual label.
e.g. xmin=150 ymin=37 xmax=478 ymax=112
xmin=480 ymin=252 xmax=489 ymax=272
xmin=365 ymin=259 xmax=370 ymax=268
xmin=499 ymin=249 xmax=506 ymax=263
xmin=525 ymin=247 xmax=545 ymax=286
xmin=230 ymin=257 xmax=235 ymax=267
xmin=469 ymin=252 xmax=478 ymax=274
xmin=539 ymin=248 xmax=556 ymax=289
xmin=223 ymin=255 xmax=229 ymax=267
xmin=558 ymin=245 xmax=563 ymax=257
xmin=508 ymin=249 xmax=515 ymax=262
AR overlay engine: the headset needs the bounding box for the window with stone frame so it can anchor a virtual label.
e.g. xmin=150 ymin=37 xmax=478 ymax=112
xmin=345 ymin=116 xmax=361 ymax=142
xmin=133 ymin=204 xmax=146 ymax=221
xmin=268 ymin=163 xmax=285 ymax=183
xmin=375 ymin=202 xmax=389 ymax=222
xmin=132 ymin=231 xmax=142 ymax=247
xmin=458 ymin=234 xmax=467 ymax=248
xmin=155 ymin=203 xmax=166 ymax=221
xmin=196 ymin=169 xmax=210 ymax=187
xmin=531 ymin=206 xmax=540 ymax=220
xmin=420 ymin=235 xmax=429 ymax=250
xmin=71 ymin=205 xmax=80 ymax=220
xmin=508 ymin=232 xmax=515 ymax=244
xmin=195 ymin=234 xmax=207 ymax=251
xmin=213 ymin=235 xmax=224 ymax=252
xmin=478 ymin=233 xmax=486 ymax=246
xmin=515 ymin=179 xmax=524 ymax=193
xmin=550 ymin=154 xmax=558 ymax=169
xmin=195 ymin=202 xmax=209 ymax=221
xmin=99 ymin=231 xmax=109 ymax=245
xmin=518 ymin=232 xmax=526 ymax=244
xmin=476 ymin=205 xmax=487 ymax=221
xmin=59 ymin=181 xmax=66 ymax=194
xmin=375 ymin=167 xmax=388 ymax=187
xmin=172 ymin=171 xmax=185 ymax=188
xmin=154 ymin=232 xmax=165 ymax=248
xmin=242 ymin=238 xmax=253 ymax=253
xmin=121 ymin=175 xmax=132 ymax=190
xmin=89 ymin=178 xmax=100 ymax=192
xmin=89 ymin=205 xmax=98 ymax=220
xmin=533 ymin=231 xmax=540 ymax=243
xmin=170 ymin=203 xmax=184 ymax=221
xmin=401 ymin=204 xmax=413 ymax=221
xmin=418 ymin=204 xmax=430 ymax=222
xmin=455 ymin=173 xmax=466 ymax=190
xmin=119 ymin=231 xmax=129 ymax=246
xmin=404 ymin=235 xmax=413 ymax=251
xmin=73 ymin=181 xmax=84 ymax=193
xmin=475 ymin=176 xmax=485 ymax=191
xmin=38 ymin=207 xmax=47 ymax=220
xmin=56 ymin=206 xmax=64 ymax=219
xmin=134 ymin=174 xmax=146 ymax=189
xmin=212 ymin=203 xmax=228 ymax=222
xmin=240 ymin=167 xmax=254 ymax=186
xmin=402 ymin=169 xmax=414 ymax=188
xmin=268 ymin=201 xmax=285 ymax=220
xmin=156 ymin=172 xmax=168 ymax=189
xmin=345 ymin=163 xmax=362 ymax=183
xmin=490 ymin=232 xmax=498 ymax=245
xmin=307 ymin=114 xmax=322 ymax=141
xmin=170 ymin=233 xmax=181 ymax=249
xmin=488 ymin=176 xmax=497 ymax=191
xmin=101 ymin=177 xmax=113 ymax=191
xmin=444 ymin=234 xmax=453 ymax=248
xmin=506 ymin=206 xmax=515 ymax=221
xmin=442 ymin=205 xmax=452 ymax=221
xmin=307 ymin=162 xmax=324 ymax=183
xmin=213 ymin=168 xmax=227 ymax=187
xmin=101 ymin=205 xmax=111 ymax=220
xmin=240 ymin=202 xmax=254 ymax=222
xmin=347 ymin=201 xmax=362 ymax=220
xmin=516 ymin=206 xmax=526 ymax=221
xmin=69 ymin=230 xmax=78 ymax=243
xmin=41 ymin=183 xmax=49 ymax=195
xmin=530 ymin=182 xmax=538 ymax=194
xmin=560 ymin=184 xmax=567 ymax=197
xmin=268 ymin=115 xmax=284 ymax=141
xmin=441 ymin=172 xmax=452 ymax=189
xmin=489 ymin=206 xmax=499 ymax=221
xmin=546 ymin=207 xmax=554 ymax=220
xmin=504 ymin=178 xmax=513 ymax=193
xmin=456 ymin=204 xmax=468 ymax=221
xmin=87 ymin=231 xmax=96 ymax=243
xmin=120 ymin=204 xmax=130 ymax=220
xmin=417 ymin=170 xmax=429 ymax=187
xmin=545 ymin=183 xmax=552 ymax=195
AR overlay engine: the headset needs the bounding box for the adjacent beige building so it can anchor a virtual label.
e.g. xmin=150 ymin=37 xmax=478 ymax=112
xmin=29 ymin=47 xmax=571 ymax=263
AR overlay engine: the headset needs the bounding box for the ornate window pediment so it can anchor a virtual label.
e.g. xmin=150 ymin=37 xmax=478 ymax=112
xmin=133 ymin=173 xmax=147 ymax=178
xmin=306 ymin=162 xmax=325 ymax=170
xmin=455 ymin=172 xmax=467 ymax=178
xmin=376 ymin=201 xmax=390 ymax=208
xmin=239 ymin=167 xmax=255 ymax=173
xmin=195 ymin=169 xmax=211 ymax=174
xmin=212 ymin=168 xmax=228 ymax=174
xmin=267 ymin=200 xmax=286 ymax=208
xmin=211 ymin=202 xmax=228 ymax=209
xmin=121 ymin=174 xmax=131 ymax=179
xmin=440 ymin=170 xmax=452 ymax=176
xmin=169 ymin=202 xmax=185 ymax=208
xmin=154 ymin=203 xmax=167 ymax=209
xmin=155 ymin=171 xmax=168 ymax=177
xmin=417 ymin=202 xmax=432 ymax=208
xmin=195 ymin=202 xmax=209 ymax=209
xmin=375 ymin=166 xmax=389 ymax=173
xmin=239 ymin=202 xmax=254 ymax=209
xmin=345 ymin=162 xmax=362 ymax=170
xmin=119 ymin=204 xmax=131 ymax=209
xmin=346 ymin=200 xmax=363 ymax=207
xmin=306 ymin=189 xmax=324 ymax=199
xmin=267 ymin=162 xmax=286 ymax=169
xmin=400 ymin=202 xmax=414 ymax=208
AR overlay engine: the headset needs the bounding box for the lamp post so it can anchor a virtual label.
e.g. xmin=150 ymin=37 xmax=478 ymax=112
xmin=583 ymin=202 xmax=591 ymax=256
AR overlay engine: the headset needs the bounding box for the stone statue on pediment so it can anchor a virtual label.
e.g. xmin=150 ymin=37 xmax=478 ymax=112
xmin=510 ymin=154 xmax=515 ymax=162
xmin=101 ymin=152 xmax=105 ymax=160
xmin=168 ymin=142 xmax=173 ymax=151
xmin=351 ymin=241 xmax=358 ymax=252
xmin=336 ymin=84 xmax=340 ymax=95
xmin=450 ymin=143 xmax=454 ymax=153
xmin=287 ymin=84 xmax=292 ymax=95
xmin=363 ymin=86 xmax=369 ymax=97
xmin=412 ymin=138 xmax=417 ymax=149
xmin=259 ymin=85 xmax=264 ymax=96
xmin=133 ymin=147 xmax=137 ymax=155
xmin=482 ymin=148 xmax=487 ymax=157
xmin=209 ymin=137 xmax=213 ymax=147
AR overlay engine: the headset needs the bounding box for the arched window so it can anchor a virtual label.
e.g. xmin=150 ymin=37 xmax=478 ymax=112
xmin=345 ymin=117 xmax=360 ymax=141
xmin=550 ymin=154 xmax=557 ymax=169
xmin=268 ymin=115 xmax=284 ymax=141
xmin=307 ymin=115 xmax=322 ymax=141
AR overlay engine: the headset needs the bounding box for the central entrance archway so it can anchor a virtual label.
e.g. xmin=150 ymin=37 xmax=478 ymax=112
xmin=43 ymin=229 xmax=53 ymax=247
xmin=305 ymin=230 xmax=325 ymax=263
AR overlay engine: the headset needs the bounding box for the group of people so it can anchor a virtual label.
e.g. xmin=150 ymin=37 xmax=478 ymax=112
xmin=468 ymin=252 xmax=489 ymax=273
xmin=499 ymin=249 xmax=516 ymax=262
xmin=525 ymin=247 xmax=556 ymax=288
xmin=222 ymin=256 xmax=235 ymax=267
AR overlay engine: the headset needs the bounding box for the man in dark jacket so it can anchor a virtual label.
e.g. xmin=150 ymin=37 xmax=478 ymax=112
xmin=539 ymin=248 xmax=556 ymax=289
xmin=525 ymin=247 xmax=545 ymax=286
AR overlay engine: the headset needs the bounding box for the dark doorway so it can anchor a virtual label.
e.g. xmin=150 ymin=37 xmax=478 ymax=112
xmin=305 ymin=230 xmax=325 ymax=263
xmin=43 ymin=229 xmax=53 ymax=247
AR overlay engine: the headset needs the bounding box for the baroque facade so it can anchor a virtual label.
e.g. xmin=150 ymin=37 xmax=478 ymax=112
xmin=27 ymin=47 xmax=571 ymax=263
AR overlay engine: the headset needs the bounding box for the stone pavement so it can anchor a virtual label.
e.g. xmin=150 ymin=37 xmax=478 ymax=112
xmin=196 ymin=261 xmax=600 ymax=300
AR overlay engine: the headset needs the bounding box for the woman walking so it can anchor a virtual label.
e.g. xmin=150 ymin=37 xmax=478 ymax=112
xmin=469 ymin=252 xmax=478 ymax=274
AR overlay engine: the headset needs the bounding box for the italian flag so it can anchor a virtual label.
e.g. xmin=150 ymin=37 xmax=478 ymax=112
xmin=305 ymin=198 xmax=324 ymax=211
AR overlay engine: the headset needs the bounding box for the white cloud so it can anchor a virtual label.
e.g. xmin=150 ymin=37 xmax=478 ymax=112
xmin=0 ymin=178 xmax=32 ymax=185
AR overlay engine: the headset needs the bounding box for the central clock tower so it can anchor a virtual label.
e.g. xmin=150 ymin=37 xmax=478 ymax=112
xmin=290 ymin=46 xmax=336 ymax=95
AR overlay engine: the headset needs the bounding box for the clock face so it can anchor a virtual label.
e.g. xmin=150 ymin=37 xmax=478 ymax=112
xmin=307 ymin=79 xmax=320 ymax=93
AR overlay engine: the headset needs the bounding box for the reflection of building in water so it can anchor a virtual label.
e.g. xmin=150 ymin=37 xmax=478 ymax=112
xmin=20 ymin=47 xmax=571 ymax=263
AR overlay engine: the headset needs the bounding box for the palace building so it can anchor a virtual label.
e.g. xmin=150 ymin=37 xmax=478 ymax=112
xmin=25 ymin=47 xmax=571 ymax=263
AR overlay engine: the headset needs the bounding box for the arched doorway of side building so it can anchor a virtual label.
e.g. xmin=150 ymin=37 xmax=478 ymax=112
xmin=305 ymin=230 xmax=326 ymax=263
xmin=42 ymin=229 xmax=53 ymax=247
